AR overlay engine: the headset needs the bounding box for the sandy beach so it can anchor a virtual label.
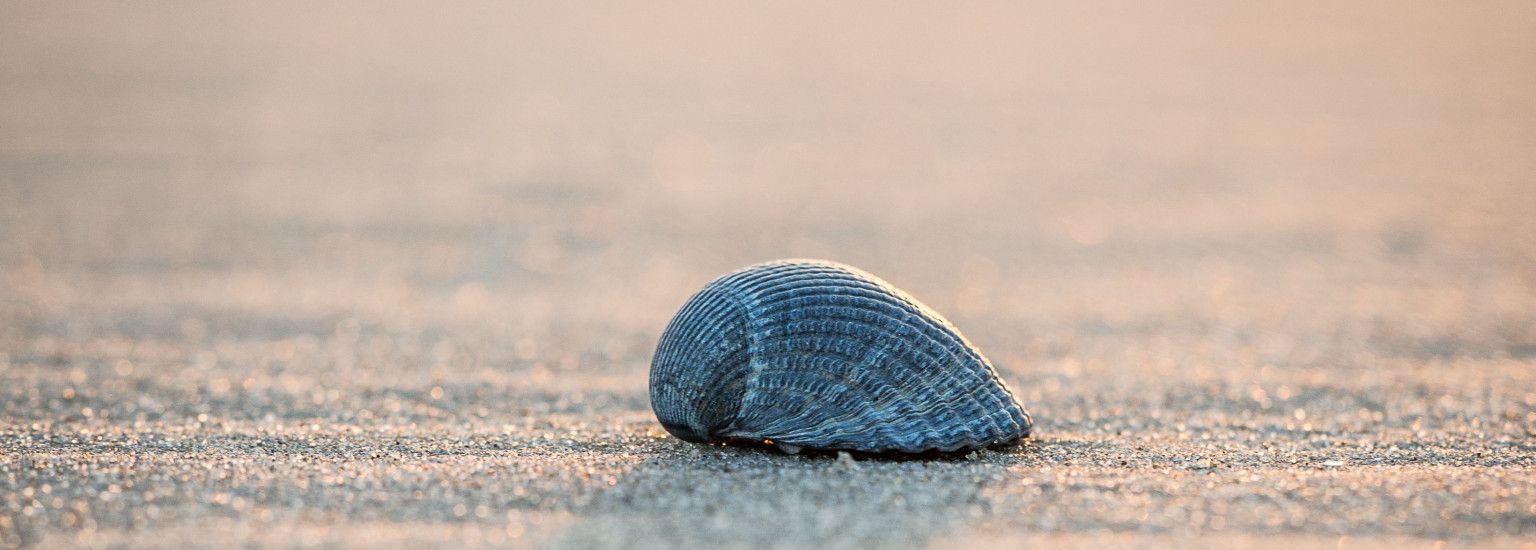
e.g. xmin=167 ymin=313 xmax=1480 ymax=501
xmin=3 ymin=2 xmax=1535 ymax=547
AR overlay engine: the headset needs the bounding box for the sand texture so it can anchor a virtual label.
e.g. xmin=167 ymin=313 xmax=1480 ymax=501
xmin=3 ymin=2 xmax=1535 ymax=548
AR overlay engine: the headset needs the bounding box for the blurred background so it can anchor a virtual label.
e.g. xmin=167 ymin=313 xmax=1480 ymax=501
xmin=2 ymin=1 xmax=1535 ymax=545
xmin=4 ymin=1 xmax=1533 ymax=388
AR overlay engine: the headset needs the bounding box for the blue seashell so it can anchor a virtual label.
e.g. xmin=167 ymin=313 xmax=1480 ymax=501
xmin=649 ymin=259 xmax=1032 ymax=454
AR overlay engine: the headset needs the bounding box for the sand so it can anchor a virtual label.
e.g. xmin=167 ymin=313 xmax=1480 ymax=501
xmin=3 ymin=2 xmax=1535 ymax=548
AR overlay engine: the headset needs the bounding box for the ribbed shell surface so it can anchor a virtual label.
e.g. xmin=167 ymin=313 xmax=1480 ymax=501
xmin=649 ymin=259 xmax=1033 ymax=453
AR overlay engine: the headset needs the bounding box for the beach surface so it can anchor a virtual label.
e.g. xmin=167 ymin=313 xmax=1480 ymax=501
xmin=3 ymin=2 xmax=1535 ymax=547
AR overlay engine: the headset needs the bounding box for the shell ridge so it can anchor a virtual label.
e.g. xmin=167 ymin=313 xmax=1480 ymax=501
xmin=731 ymin=261 xmax=1027 ymax=449
xmin=722 ymin=352 xmax=877 ymax=443
xmin=739 ymin=291 xmax=1019 ymax=449
xmin=733 ymin=346 xmax=897 ymax=445
xmin=756 ymin=292 xmax=1023 ymax=439
xmin=724 ymin=290 xmax=886 ymax=443
xmin=750 ymin=319 xmax=965 ymax=442
xmin=727 ymin=273 xmax=916 ymax=445
xmin=871 ymin=286 xmax=1033 ymax=441
xmin=724 ymin=375 xmax=856 ymax=443
xmin=649 ymin=280 xmax=754 ymax=441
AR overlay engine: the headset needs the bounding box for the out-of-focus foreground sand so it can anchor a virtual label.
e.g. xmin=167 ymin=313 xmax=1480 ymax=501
xmin=2 ymin=2 xmax=1535 ymax=548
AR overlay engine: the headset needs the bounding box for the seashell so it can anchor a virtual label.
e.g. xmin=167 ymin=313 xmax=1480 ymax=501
xmin=649 ymin=259 xmax=1032 ymax=454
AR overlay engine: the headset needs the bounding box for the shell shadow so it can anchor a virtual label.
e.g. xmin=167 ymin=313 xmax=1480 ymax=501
xmin=717 ymin=437 xmax=1034 ymax=462
xmin=541 ymin=436 xmax=1040 ymax=548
